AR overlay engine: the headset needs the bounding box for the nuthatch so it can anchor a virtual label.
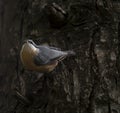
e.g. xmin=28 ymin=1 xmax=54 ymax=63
xmin=44 ymin=3 xmax=68 ymax=28
xmin=20 ymin=40 xmax=75 ymax=73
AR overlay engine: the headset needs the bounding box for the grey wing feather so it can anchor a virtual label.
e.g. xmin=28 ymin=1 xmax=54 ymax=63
xmin=37 ymin=45 xmax=61 ymax=51
xmin=34 ymin=53 xmax=50 ymax=65
xmin=49 ymin=46 xmax=61 ymax=51
xmin=34 ymin=46 xmax=67 ymax=65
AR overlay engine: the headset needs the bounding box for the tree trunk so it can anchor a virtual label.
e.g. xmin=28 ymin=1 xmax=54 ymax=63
xmin=0 ymin=0 xmax=120 ymax=113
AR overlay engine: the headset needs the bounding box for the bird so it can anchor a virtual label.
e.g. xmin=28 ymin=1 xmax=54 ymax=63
xmin=20 ymin=39 xmax=75 ymax=73
xmin=44 ymin=2 xmax=68 ymax=28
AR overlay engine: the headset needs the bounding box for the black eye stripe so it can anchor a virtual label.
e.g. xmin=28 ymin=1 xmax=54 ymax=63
xmin=28 ymin=40 xmax=33 ymax=44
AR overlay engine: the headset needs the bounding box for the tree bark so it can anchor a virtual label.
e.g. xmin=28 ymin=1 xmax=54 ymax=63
xmin=0 ymin=0 xmax=120 ymax=113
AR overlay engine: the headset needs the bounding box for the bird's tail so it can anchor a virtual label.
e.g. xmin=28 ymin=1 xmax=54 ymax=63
xmin=55 ymin=50 xmax=75 ymax=62
xmin=66 ymin=50 xmax=76 ymax=56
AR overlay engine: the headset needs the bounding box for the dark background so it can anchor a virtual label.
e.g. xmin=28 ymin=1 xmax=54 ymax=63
xmin=0 ymin=0 xmax=120 ymax=113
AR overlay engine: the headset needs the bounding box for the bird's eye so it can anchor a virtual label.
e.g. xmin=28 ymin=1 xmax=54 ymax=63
xmin=29 ymin=41 xmax=33 ymax=44
xmin=28 ymin=40 xmax=33 ymax=44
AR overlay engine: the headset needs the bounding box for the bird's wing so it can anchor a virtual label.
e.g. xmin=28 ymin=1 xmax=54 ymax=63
xmin=37 ymin=45 xmax=61 ymax=50
xmin=49 ymin=46 xmax=61 ymax=51
xmin=34 ymin=52 xmax=50 ymax=65
xmin=34 ymin=46 xmax=67 ymax=66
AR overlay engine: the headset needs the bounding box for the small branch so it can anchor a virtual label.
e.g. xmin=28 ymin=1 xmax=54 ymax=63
xmin=15 ymin=12 xmax=24 ymax=92
xmin=14 ymin=90 xmax=31 ymax=105
xmin=116 ymin=22 xmax=120 ymax=77
xmin=108 ymin=98 xmax=111 ymax=113
xmin=86 ymin=25 xmax=100 ymax=113
xmin=16 ymin=0 xmax=28 ymax=92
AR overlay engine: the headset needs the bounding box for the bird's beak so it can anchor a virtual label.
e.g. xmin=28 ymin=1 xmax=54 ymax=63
xmin=23 ymin=40 xmax=28 ymax=44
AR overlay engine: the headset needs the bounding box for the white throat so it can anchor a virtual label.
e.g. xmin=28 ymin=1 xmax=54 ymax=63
xmin=21 ymin=43 xmax=39 ymax=54
xmin=28 ymin=43 xmax=38 ymax=51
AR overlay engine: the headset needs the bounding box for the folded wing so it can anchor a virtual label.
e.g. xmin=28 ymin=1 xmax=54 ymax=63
xmin=34 ymin=46 xmax=68 ymax=65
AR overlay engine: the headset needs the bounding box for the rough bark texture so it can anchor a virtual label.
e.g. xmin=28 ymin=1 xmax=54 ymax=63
xmin=0 ymin=0 xmax=120 ymax=113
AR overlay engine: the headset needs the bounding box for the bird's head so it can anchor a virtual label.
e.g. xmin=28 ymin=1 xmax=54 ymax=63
xmin=22 ymin=39 xmax=39 ymax=53
xmin=23 ymin=39 xmax=35 ymax=45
